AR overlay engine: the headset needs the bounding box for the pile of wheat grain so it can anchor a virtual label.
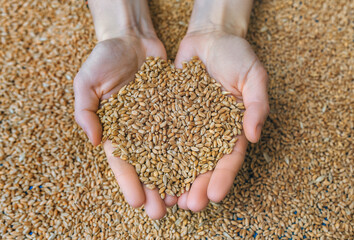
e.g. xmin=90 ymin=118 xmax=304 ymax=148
xmin=0 ymin=0 xmax=352 ymax=239
xmin=98 ymin=57 xmax=243 ymax=198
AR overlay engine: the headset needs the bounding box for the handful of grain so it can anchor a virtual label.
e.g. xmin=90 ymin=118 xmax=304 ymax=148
xmin=97 ymin=57 xmax=244 ymax=198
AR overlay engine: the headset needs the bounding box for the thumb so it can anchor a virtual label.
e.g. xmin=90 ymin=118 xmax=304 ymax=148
xmin=74 ymin=72 xmax=102 ymax=146
xmin=174 ymin=39 xmax=198 ymax=68
xmin=242 ymin=61 xmax=270 ymax=143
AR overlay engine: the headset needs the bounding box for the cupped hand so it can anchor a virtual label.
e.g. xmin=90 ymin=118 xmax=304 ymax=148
xmin=74 ymin=36 xmax=177 ymax=219
xmin=175 ymin=31 xmax=269 ymax=211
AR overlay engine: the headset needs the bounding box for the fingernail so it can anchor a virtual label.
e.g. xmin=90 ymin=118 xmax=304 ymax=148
xmin=85 ymin=131 xmax=95 ymax=145
xmin=84 ymin=130 xmax=90 ymax=140
xmin=83 ymin=129 xmax=90 ymax=141
xmin=256 ymin=124 xmax=263 ymax=139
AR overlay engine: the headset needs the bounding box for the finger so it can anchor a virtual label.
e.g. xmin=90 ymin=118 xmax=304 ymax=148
xmin=207 ymin=135 xmax=248 ymax=203
xmin=74 ymin=72 xmax=102 ymax=146
xmin=164 ymin=194 xmax=178 ymax=207
xmin=174 ymin=39 xmax=198 ymax=68
xmin=143 ymin=186 xmax=166 ymax=220
xmin=187 ymin=171 xmax=212 ymax=212
xmin=144 ymin=39 xmax=168 ymax=61
xmin=177 ymin=192 xmax=189 ymax=210
xmin=242 ymin=60 xmax=270 ymax=143
xmin=103 ymin=141 xmax=145 ymax=208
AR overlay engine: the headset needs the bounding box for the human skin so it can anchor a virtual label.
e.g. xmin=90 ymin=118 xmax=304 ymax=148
xmin=74 ymin=0 xmax=177 ymax=220
xmin=174 ymin=0 xmax=269 ymax=212
xmin=74 ymin=0 xmax=269 ymax=219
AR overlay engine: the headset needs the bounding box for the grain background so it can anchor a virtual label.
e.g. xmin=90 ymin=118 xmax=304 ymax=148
xmin=0 ymin=0 xmax=353 ymax=239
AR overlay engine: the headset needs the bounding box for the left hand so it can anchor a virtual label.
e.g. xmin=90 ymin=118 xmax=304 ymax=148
xmin=174 ymin=30 xmax=269 ymax=211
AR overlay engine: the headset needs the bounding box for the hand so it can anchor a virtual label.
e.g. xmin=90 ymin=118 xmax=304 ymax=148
xmin=74 ymin=36 xmax=178 ymax=219
xmin=174 ymin=30 xmax=269 ymax=211
xmin=74 ymin=0 xmax=177 ymax=219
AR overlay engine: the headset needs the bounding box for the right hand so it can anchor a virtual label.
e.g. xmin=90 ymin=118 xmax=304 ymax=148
xmin=174 ymin=31 xmax=269 ymax=212
xmin=74 ymin=35 xmax=177 ymax=219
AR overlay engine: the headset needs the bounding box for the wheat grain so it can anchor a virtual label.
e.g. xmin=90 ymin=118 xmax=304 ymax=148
xmin=98 ymin=57 xmax=243 ymax=198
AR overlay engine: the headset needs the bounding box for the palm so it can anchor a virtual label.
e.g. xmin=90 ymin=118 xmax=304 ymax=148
xmin=175 ymin=32 xmax=269 ymax=211
xmin=177 ymin=33 xmax=260 ymax=96
xmin=77 ymin=37 xmax=166 ymax=100
xmin=74 ymin=36 xmax=176 ymax=219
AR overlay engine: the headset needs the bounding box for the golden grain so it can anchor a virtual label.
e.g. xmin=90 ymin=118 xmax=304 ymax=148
xmin=98 ymin=57 xmax=243 ymax=197
xmin=0 ymin=0 xmax=352 ymax=239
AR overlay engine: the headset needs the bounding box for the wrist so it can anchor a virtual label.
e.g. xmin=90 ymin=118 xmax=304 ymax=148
xmin=187 ymin=0 xmax=253 ymax=38
xmin=88 ymin=0 xmax=157 ymax=41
